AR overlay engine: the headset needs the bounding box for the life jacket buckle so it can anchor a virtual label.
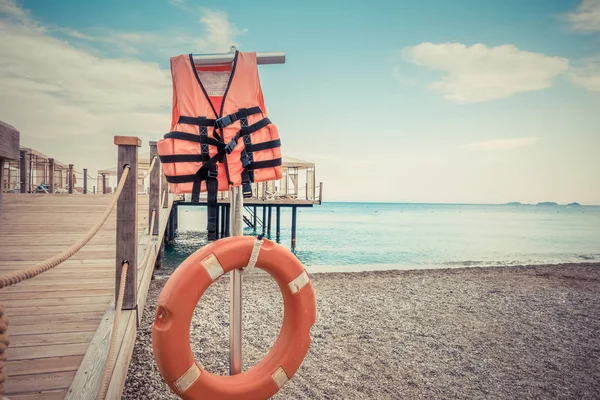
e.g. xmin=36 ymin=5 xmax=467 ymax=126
xmin=215 ymin=113 xmax=238 ymax=129
xmin=241 ymin=154 xmax=252 ymax=168
xmin=196 ymin=166 xmax=218 ymax=180
xmin=224 ymin=138 xmax=238 ymax=154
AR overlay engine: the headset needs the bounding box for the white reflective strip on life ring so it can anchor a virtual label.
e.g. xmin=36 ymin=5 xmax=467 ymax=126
xmin=272 ymin=366 xmax=289 ymax=389
xmin=174 ymin=362 xmax=202 ymax=394
xmin=288 ymin=270 xmax=310 ymax=294
xmin=201 ymin=253 xmax=224 ymax=281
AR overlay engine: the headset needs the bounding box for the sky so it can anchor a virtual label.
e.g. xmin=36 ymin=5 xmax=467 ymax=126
xmin=0 ymin=0 xmax=599 ymax=204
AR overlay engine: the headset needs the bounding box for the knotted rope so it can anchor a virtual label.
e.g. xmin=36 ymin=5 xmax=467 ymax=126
xmin=0 ymin=166 xmax=131 ymax=289
xmin=0 ymin=305 xmax=8 ymax=397
xmin=141 ymin=156 xmax=157 ymax=180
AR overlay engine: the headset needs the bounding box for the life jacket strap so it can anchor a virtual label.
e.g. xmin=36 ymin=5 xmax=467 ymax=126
xmin=163 ymin=109 xmax=282 ymax=214
xmin=177 ymin=116 xmax=217 ymax=126
xmin=214 ymin=106 xmax=262 ymax=129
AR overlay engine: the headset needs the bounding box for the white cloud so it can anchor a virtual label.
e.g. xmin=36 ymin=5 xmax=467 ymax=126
xmin=194 ymin=9 xmax=246 ymax=53
xmin=391 ymin=66 xmax=415 ymax=86
xmin=568 ymin=57 xmax=600 ymax=91
xmin=462 ymin=137 xmax=539 ymax=151
xmin=52 ymin=9 xmax=244 ymax=57
xmin=0 ymin=1 xmax=245 ymax=177
xmin=169 ymin=0 xmax=192 ymax=12
xmin=402 ymin=42 xmax=569 ymax=103
xmin=0 ymin=0 xmax=26 ymax=19
xmin=567 ymin=0 xmax=600 ymax=32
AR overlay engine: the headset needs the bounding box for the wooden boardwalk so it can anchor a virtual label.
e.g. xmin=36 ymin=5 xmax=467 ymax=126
xmin=0 ymin=193 xmax=172 ymax=399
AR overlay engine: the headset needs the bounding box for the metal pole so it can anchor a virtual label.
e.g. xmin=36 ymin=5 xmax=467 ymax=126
xmin=229 ymin=186 xmax=243 ymax=375
xmin=193 ymin=51 xmax=285 ymax=65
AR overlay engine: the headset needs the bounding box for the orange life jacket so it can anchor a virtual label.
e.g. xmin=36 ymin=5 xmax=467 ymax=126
xmin=157 ymin=51 xmax=283 ymax=239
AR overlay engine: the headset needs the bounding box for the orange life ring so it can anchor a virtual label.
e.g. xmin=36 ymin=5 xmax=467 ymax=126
xmin=152 ymin=236 xmax=317 ymax=400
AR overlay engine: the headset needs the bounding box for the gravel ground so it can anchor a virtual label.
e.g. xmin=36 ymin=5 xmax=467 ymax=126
xmin=123 ymin=263 xmax=600 ymax=399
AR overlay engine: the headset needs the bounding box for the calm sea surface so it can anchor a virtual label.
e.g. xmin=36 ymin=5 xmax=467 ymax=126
xmin=163 ymin=202 xmax=600 ymax=273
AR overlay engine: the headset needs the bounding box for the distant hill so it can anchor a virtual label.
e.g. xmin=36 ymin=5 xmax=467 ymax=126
xmin=506 ymin=202 xmax=523 ymax=205
xmin=537 ymin=202 xmax=558 ymax=206
xmin=567 ymin=202 xmax=581 ymax=206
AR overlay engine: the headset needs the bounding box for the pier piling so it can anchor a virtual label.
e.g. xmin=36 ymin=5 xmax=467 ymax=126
xmin=19 ymin=150 xmax=27 ymax=193
xmin=48 ymin=158 xmax=55 ymax=193
xmin=267 ymin=206 xmax=272 ymax=237
xmin=262 ymin=206 xmax=266 ymax=236
xmin=68 ymin=164 xmax=74 ymax=194
xmin=276 ymin=206 xmax=281 ymax=241
xmin=291 ymin=206 xmax=297 ymax=249
xmin=83 ymin=168 xmax=88 ymax=194
xmin=253 ymin=205 xmax=257 ymax=232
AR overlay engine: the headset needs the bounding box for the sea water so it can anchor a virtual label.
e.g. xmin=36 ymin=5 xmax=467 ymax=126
xmin=163 ymin=203 xmax=600 ymax=273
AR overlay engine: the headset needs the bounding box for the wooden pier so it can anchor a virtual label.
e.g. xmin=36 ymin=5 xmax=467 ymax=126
xmin=0 ymin=125 xmax=323 ymax=398
xmin=0 ymin=134 xmax=173 ymax=399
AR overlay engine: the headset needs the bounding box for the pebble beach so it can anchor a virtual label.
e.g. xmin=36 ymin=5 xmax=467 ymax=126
xmin=123 ymin=262 xmax=600 ymax=399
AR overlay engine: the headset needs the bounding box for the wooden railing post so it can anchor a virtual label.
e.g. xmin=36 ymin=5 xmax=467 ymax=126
xmin=114 ymin=136 xmax=141 ymax=310
xmin=149 ymin=141 xmax=160 ymax=235
xmin=83 ymin=168 xmax=88 ymax=194
xmin=68 ymin=164 xmax=74 ymax=194
xmin=48 ymin=158 xmax=55 ymax=193
xmin=101 ymin=174 xmax=107 ymax=194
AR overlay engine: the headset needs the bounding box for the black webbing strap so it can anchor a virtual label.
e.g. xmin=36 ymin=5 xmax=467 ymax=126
xmin=246 ymin=158 xmax=283 ymax=170
xmin=214 ymin=106 xmax=262 ymax=129
xmin=199 ymin=116 xmax=219 ymax=239
xmin=165 ymin=174 xmax=199 ymax=183
xmin=246 ymin=139 xmax=281 ymax=152
xmin=178 ymin=116 xmax=216 ymax=126
xmin=238 ymin=118 xmax=273 ymax=163
xmin=238 ymin=109 xmax=253 ymax=198
xmin=164 ymin=131 xmax=224 ymax=147
xmin=159 ymin=154 xmax=208 ymax=163
xmin=206 ymin=179 xmax=218 ymax=240
xmin=165 ymin=109 xmax=280 ymax=229
xmin=191 ymin=118 xmax=211 ymax=204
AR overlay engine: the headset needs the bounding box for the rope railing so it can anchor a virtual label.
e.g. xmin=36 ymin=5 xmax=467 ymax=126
xmin=0 ymin=304 xmax=8 ymax=395
xmin=98 ymin=193 xmax=158 ymax=398
xmin=141 ymin=156 xmax=157 ymax=180
xmin=160 ymin=189 xmax=167 ymax=209
xmin=97 ymin=261 xmax=129 ymax=400
xmin=0 ymin=166 xmax=132 ymax=289
xmin=137 ymin=209 xmax=157 ymax=270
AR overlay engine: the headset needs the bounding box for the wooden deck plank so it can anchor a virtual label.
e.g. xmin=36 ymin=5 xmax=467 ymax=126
xmin=4 ymin=312 xmax=104 ymax=326
xmin=8 ymin=343 xmax=90 ymax=361
xmin=5 ymin=371 xmax=75 ymax=394
xmin=8 ymin=356 xmax=83 ymax=376
xmin=6 ymin=389 xmax=67 ymax=400
xmin=0 ymin=192 xmax=171 ymax=399
xmin=9 ymin=322 xmax=101 ymax=336
xmin=7 ymin=332 xmax=96 ymax=348
xmin=67 ymin=198 xmax=173 ymax=399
